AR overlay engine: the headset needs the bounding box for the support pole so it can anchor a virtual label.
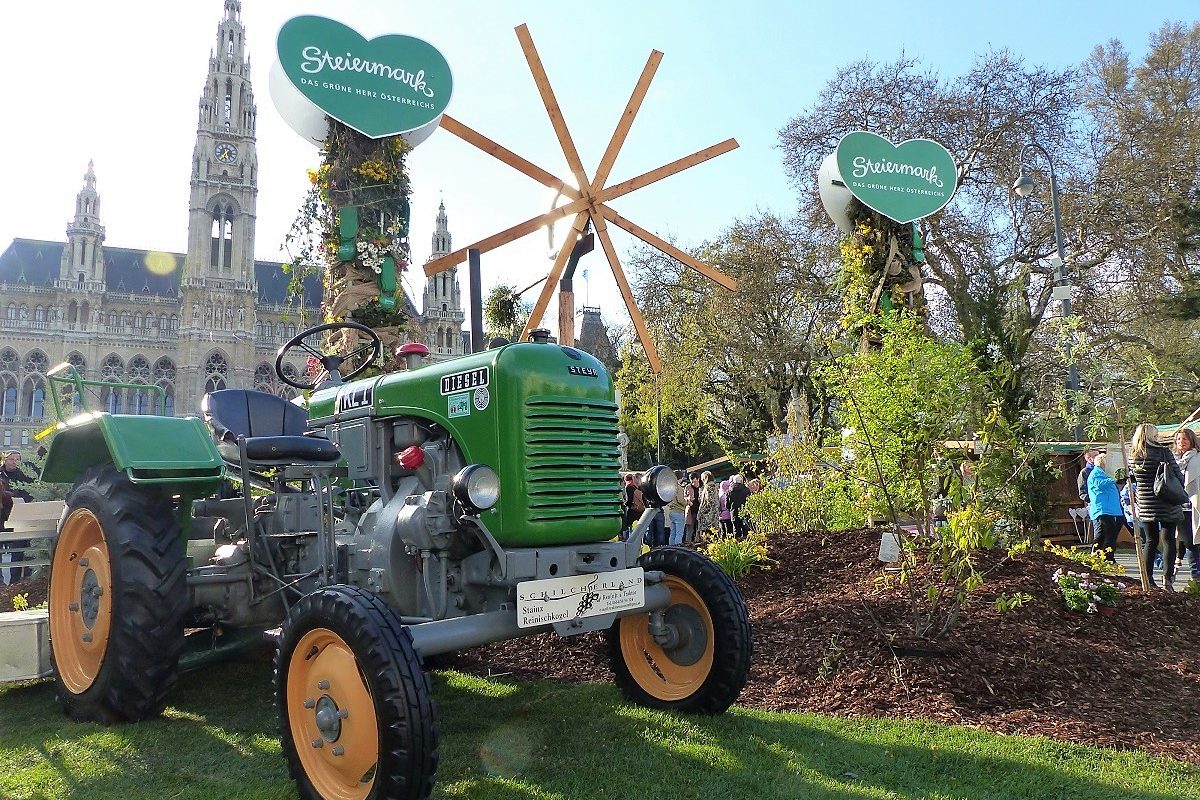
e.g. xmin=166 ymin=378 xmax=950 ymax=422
xmin=468 ymin=248 xmax=483 ymax=352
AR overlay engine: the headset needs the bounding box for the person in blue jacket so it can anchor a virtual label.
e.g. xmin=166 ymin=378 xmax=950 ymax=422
xmin=1088 ymin=452 xmax=1124 ymax=563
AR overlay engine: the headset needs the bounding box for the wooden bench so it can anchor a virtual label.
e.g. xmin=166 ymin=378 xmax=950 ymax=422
xmin=1 ymin=500 xmax=65 ymax=573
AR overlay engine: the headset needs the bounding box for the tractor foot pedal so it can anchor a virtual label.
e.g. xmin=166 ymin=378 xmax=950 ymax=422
xmin=263 ymin=627 xmax=282 ymax=646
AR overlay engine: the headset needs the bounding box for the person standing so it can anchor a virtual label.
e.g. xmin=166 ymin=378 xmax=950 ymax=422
xmin=1129 ymin=423 xmax=1186 ymax=591
xmin=1 ymin=451 xmax=36 ymax=585
xmin=683 ymin=473 xmax=700 ymax=544
xmin=620 ymin=473 xmax=640 ymax=539
xmin=1174 ymin=428 xmax=1200 ymax=581
xmin=727 ymin=474 xmax=752 ymax=539
xmin=1077 ymin=447 xmax=1099 ymax=505
xmin=697 ymin=471 xmax=718 ymax=537
xmin=1087 ymin=453 xmax=1123 ymax=562
xmin=667 ymin=471 xmax=687 ymax=546
xmin=717 ymin=479 xmax=733 ymax=537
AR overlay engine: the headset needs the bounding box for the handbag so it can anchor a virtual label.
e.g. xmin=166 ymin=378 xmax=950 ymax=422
xmin=1154 ymin=460 xmax=1189 ymax=506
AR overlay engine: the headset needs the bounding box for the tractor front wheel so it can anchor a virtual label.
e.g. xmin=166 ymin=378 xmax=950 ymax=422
xmin=49 ymin=463 xmax=186 ymax=723
xmin=276 ymin=586 xmax=438 ymax=800
xmin=607 ymin=546 xmax=752 ymax=714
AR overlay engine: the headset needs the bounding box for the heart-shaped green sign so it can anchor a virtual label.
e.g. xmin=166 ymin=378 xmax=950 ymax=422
xmin=277 ymin=15 xmax=452 ymax=139
xmin=835 ymin=131 xmax=957 ymax=223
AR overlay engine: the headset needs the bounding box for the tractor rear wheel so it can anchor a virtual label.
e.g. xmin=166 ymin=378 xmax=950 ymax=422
xmin=607 ymin=546 xmax=752 ymax=714
xmin=49 ymin=463 xmax=186 ymax=723
xmin=276 ymin=586 xmax=438 ymax=800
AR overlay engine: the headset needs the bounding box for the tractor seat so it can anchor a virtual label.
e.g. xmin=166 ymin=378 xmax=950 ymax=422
xmin=201 ymin=389 xmax=341 ymax=463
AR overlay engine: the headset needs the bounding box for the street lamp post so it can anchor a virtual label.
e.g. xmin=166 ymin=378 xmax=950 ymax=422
xmin=1013 ymin=141 xmax=1083 ymax=441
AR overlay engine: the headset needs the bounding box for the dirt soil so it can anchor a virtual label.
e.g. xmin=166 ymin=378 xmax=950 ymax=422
xmin=446 ymin=530 xmax=1200 ymax=764
xmin=0 ymin=569 xmax=48 ymax=610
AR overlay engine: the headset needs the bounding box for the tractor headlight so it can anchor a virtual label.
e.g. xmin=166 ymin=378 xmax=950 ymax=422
xmin=452 ymin=464 xmax=501 ymax=512
xmin=639 ymin=465 xmax=677 ymax=507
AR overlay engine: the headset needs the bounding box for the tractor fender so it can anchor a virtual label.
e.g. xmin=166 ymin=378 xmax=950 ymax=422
xmin=41 ymin=413 xmax=224 ymax=492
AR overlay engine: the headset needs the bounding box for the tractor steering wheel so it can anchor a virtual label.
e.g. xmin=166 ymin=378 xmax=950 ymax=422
xmin=276 ymin=321 xmax=382 ymax=390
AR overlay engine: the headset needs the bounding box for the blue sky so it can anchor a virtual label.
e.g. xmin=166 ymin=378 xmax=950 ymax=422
xmin=1 ymin=1 xmax=1192 ymax=332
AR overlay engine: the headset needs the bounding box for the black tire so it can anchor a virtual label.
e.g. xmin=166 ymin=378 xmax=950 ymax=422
xmin=276 ymin=586 xmax=438 ymax=800
xmin=607 ymin=546 xmax=752 ymax=714
xmin=49 ymin=463 xmax=186 ymax=723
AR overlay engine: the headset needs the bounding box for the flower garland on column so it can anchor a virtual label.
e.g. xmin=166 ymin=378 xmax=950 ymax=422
xmin=838 ymin=201 xmax=927 ymax=347
xmin=284 ymin=120 xmax=415 ymax=373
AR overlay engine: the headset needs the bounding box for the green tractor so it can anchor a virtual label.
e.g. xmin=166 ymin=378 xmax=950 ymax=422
xmin=40 ymin=322 xmax=752 ymax=800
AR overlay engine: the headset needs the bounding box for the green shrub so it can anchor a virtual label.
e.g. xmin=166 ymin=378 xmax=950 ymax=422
xmin=1042 ymin=540 xmax=1125 ymax=576
xmin=1052 ymin=568 xmax=1123 ymax=613
xmin=702 ymin=532 xmax=772 ymax=579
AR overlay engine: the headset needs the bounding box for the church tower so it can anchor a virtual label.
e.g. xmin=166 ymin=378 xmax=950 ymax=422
xmin=181 ymin=0 xmax=258 ymax=292
xmin=59 ymin=161 xmax=106 ymax=291
xmin=178 ymin=0 xmax=260 ymax=407
xmin=422 ymin=201 xmax=465 ymax=358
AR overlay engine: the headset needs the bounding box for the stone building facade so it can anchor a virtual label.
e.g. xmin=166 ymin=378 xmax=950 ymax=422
xmin=0 ymin=0 xmax=463 ymax=451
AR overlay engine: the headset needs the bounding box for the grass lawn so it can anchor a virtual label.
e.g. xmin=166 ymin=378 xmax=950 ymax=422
xmin=1 ymin=656 xmax=1197 ymax=800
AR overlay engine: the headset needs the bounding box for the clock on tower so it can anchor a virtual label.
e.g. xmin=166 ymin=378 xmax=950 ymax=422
xmin=215 ymin=142 xmax=238 ymax=164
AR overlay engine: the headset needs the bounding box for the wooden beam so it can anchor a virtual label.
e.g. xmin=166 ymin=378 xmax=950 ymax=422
xmin=590 ymin=50 xmax=663 ymax=193
xmin=439 ymin=115 xmax=580 ymax=199
xmin=514 ymin=24 xmax=592 ymax=196
xmin=521 ymin=211 xmax=590 ymax=341
xmin=593 ymin=216 xmax=662 ymax=373
xmin=558 ymin=287 xmax=575 ymax=346
xmin=423 ymin=195 xmax=592 ymax=276
xmin=600 ymin=205 xmax=738 ymax=291
xmin=598 ymin=138 xmax=739 ymax=205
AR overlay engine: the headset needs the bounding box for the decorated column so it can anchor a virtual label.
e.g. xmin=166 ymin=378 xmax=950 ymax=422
xmin=271 ymin=16 xmax=452 ymax=368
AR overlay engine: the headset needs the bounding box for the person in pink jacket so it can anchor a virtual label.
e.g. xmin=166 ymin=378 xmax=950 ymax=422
xmin=718 ymin=479 xmax=733 ymax=537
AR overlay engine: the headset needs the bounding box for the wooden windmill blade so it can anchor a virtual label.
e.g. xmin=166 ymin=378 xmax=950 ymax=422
xmin=514 ymin=23 xmax=592 ymax=194
xmin=590 ymin=49 xmax=663 ymax=192
xmin=425 ymin=22 xmax=738 ymax=372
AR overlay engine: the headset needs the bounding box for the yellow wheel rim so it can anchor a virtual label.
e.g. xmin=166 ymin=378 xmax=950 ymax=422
xmin=49 ymin=509 xmax=113 ymax=694
xmin=618 ymin=575 xmax=715 ymax=701
xmin=287 ymin=628 xmax=379 ymax=800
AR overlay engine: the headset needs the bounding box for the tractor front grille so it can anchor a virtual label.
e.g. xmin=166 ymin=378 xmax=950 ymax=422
xmin=523 ymin=396 xmax=621 ymax=523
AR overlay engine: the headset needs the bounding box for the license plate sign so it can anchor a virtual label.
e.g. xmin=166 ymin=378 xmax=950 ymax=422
xmin=516 ymin=567 xmax=645 ymax=628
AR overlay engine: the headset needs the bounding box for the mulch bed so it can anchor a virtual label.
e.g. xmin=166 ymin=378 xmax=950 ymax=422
xmin=0 ymin=569 xmax=48 ymax=610
xmin=6 ymin=532 xmax=1199 ymax=762
xmin=445 ymin=530 xmax=1200 ymax=764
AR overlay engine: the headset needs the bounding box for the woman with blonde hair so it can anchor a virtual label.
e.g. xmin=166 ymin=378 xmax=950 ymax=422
xmin=1173 ymin=427 xmax=1200 ymax=581
xmin=1129 ymin=422 xmax=1186 ymax=590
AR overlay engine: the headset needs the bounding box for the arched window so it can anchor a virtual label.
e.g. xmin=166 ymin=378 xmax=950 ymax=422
xmin=101 ymin=354 xmax=124 ymax=382
xmin=34 ymin=306 xmax=44 ymax=323
xmin=67 ymin=352 xmax=87 ymax=374
xmin=80 ymin=302 xmax=90 ymax=329
xmin=104 ymin=389 xmax=120 ymax=414
xmin=164 ymin=387 xmax=175 ymax=417
xmin=0 ymin=379 xmax=16 ymax=418
xmin=128 ymin=356 xmax=151 ymax=383
xmin=24 ymin=378 xmax=45 ymax=419
xmin=24 ymin=351 xmax=48 ymax=376
xmin=6 ymin=303 xmax=15 ymax=320
xmin=68 ymin=301 xmax=78 ymax=324
xmin=204 ymin=352 xmax=229 ymax=393
xmin=0 ymin=349 xmax=18 ymax=374
xmin=253 ymin=363 xmax=275 ymax=393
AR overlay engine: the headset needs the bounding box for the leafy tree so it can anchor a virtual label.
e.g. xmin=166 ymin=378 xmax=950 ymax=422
xmin=622 ymin=213 xmax=841 ymax=459
xmin=482 ymin=283 xmax=530 ymax=342
xmin=779 ymin=52 xmax=1089 ymax=430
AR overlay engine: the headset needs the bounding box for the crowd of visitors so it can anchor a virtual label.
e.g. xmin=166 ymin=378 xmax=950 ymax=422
xmin=1114 ymin=423 xmax=1200 ymax=591
xmin=620 ymin=468 xmax=762 ymax=545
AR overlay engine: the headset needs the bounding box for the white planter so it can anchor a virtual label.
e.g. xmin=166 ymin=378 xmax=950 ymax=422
xmin=0 ymin=609 xmax=52 ymax=682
